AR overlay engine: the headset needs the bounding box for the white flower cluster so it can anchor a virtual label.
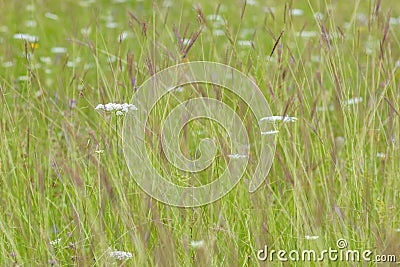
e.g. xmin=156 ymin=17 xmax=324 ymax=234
xmin=260 ymin=116 xmax=298 ymax=122
xmin=190 ymin=240 xmax=205 ymax=248
xmin=109 ymin=250 xmax=133 ymax=260
xmin=49 ymin=238 xmax=62 ymax=246
xmin=261 ymin=130 xmax=279 ymax=135
xmin=227 ymin=154 xmax=248 ymax=159
xmin=344 ymin=97 xmax=363 ymax=106
xmin=305 ymin=235 xmax=319 ymax=240
xmin=95 ymin=103 xmax=137 ymax=116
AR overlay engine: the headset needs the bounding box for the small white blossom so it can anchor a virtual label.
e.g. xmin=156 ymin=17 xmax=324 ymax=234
xmin=305 ymin=235 xmax=319 ymax=240
xmin=17 ymin=75 xmax=29 ymax=81
xmin=237 ymin=40 xmax=252 ymax=46
xmin=377 ymin=153 xmax=386 ymax=158
xmin=261 ymin=130 xmax=279 ymax=135
xmin=289 ymin=9 xmax=304 ymax=16
xmin=106 ymin=22 xmax=118 ymax=29
xmin=51 ymin=47 xmax=67 ymax=54
xmin=344 ymin=97 xmax=362 ymax=106
xmin=50 ymin=238 xmax=62 ymax=246
xmin=118 ymin=31 xmax=129 ymax=42
xmin=296 ymin=31 xmax=318 ymax=38
xmin=45 ymin=12 xmax=59 ymax=20
xmin=95 ymin=103 xmax=137 ymax=114
xmin=109 ymin=250 xmax=133 ymax=260
xmin=25 ymin=20 xmax=37 ymax=28
xmin=260 ymin=116 xmax=298 ymax=123
xmin=227 ymin=154 xmax=248 ymax=159
xmin=13 ymin=33 xmax=39 ymax=42
xmin=190 ymin=240 xmax=205 ymax=248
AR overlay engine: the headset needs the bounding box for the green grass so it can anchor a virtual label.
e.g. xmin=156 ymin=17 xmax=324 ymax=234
xmin=1 ymin=0 xmax=400 ymax=265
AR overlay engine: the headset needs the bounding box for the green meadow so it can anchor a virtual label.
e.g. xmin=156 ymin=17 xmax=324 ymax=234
xmin=1 ymin=0 xmax=400 ymax=265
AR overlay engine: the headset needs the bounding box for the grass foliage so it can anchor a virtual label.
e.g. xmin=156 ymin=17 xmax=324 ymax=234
xmin=1 ymin=0 xmax=400 ymax=265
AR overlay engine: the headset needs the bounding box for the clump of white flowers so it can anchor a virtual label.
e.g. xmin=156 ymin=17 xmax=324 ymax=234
xmin=190 ymin=240 xmax=205 ymax=248
xmin=227 ymin=154 xmax=248 ymax=159
xmin=95 ymin=103 xmax=137 ymax=115
xmin=344 ymin=97 xmax=363 ymax=106
xmin=49 ymin=238 xmax=62 ymax=246
xmin=260 ymin=116 xmax=298 ymax=123
xmin=261 ymin=130 xmax=279 ymax=135
xmin=109 ymin=250 xmax=133 ymax=260
xmin=305 ymin=235 xmax=319 ymax=240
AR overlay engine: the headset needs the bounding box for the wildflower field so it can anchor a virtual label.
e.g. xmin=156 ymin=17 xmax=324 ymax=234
xmin=1 ymin=0 xmax=400 ymax=265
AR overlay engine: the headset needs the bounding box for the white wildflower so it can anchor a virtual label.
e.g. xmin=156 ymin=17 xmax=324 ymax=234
xmin=246 ymin=0 xmax=258 ymax=5
xmin=50 ymin=238 xmax=62 ymax=246
xmin=344 ymin=97 xmax=362 ymax=106
xmin=95 ymin=150 xmax=104 ymax=154
xmin=109 ymin=250 xmax=133 ymax=260
xmin=190 ymin=240 xmax=205 ymax=248
xmin=305 ymin=235 xmax=319 ymax=240
xmin=237 ymin=40 xmax=252 ymax=46
xmin=35 ymin=90 xmax=43 ymax=97
xmin=261 ymin=130 xmax=279 ymax=135
xmin=2 ymin=61 xmax=14 ymax=68
xmin=81 ymin=27 xmax=92 ymax=36
xmin=95 ymin=103 xmax=137 ymax=114
xmin=95 ymin=103 xmax=137 ymax=113
xmin=289 ymin=9 xmax=304 ymax=16
xmin=116 ymin=111 xmax=124 ymax=116
xmin=17 ymin=75 xmax=29 ymax=81
xmin=118 ymin=31 xmax=129 ymax=42
xmin=260 ymin=116 xmax=298 ymax=123
xmin=40 ymin=57 xmax=52 ymax=64
xmin=51 ymin=47 xmax=67 ymax=54
xmin=377 ymin=153 xmax=386 ymax=158
xmin=13 ymin=33 xmax=39 ymax=42
xmin=106 ymin=22 xmax=118 ymax=29
xmin=25 ymin=20 xmax=37 ymax=28
xmin=45 ymin=12 xmax=59 ymax=20
xmin=296 ymin=31 xmax=318 ymax=38
xmin=227 ymin=154 xmax=248 ymax=159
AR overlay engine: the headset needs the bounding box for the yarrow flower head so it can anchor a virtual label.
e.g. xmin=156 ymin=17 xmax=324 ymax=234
xmin=190 ymin=240 xmax=205 ymax=248
xmin=95 ymin=103 xmax=137 ymax=115
xmin=260 ymin=115 xmax=298 ymax=123
xmin=109 ymin=250 xmax=133 ymax=260
xmin=227 ymin=154 xmax=248 ymax=159
xmin=49 ymin=238 xmax=62 ymax=246
xmin=305 ymin=235 xmax=319 ymax=240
